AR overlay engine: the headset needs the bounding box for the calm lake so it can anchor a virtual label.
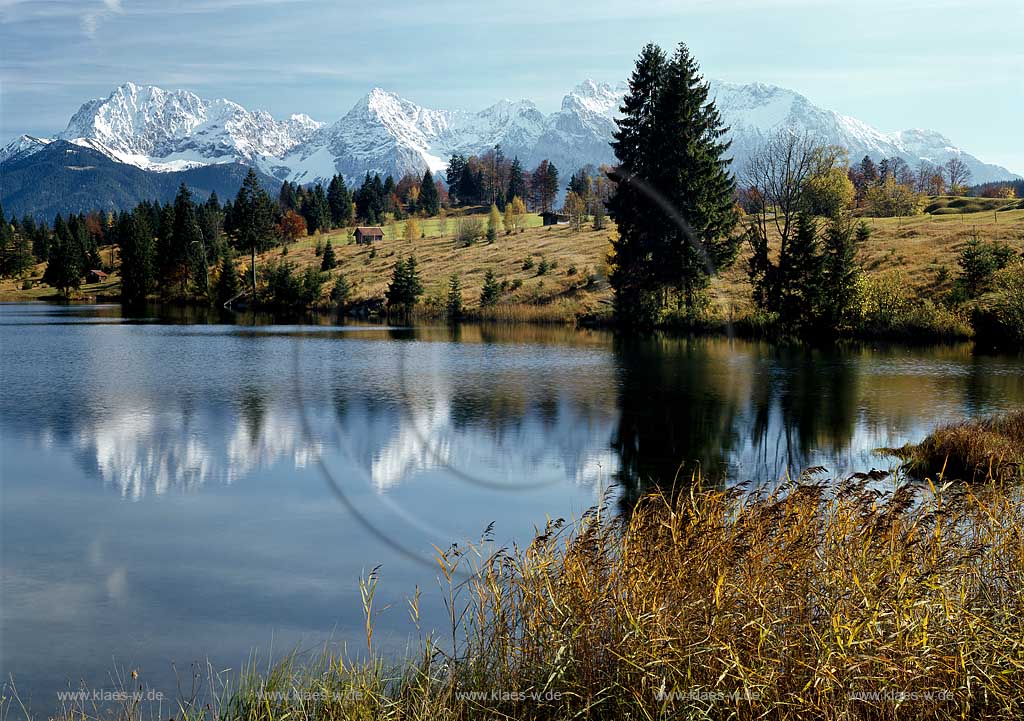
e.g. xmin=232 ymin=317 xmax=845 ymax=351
xmin=2 ymin=302 xmax=1023 ymax=712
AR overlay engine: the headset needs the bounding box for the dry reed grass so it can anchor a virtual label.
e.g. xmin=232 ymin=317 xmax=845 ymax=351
xmin=18 ymin=468 xmax=1024 ymax=721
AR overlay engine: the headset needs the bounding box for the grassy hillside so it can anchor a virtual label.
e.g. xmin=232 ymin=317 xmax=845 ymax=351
xmin=712 ymin=207 xmax=1024 ymax=319
xmin=253 ymin=212 xmax=615 ymax=321
xmin=3 ymin=202 xmax=1022 ymax=328
xmin=259 ymin=205 xmax=1024 ymax=323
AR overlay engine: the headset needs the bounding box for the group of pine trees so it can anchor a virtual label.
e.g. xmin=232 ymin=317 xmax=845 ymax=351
xmin=445 ymin=148 xmax=560 ymax=213
xmin=277 ymin=174 xmax=353 ymax=235
xmin=604 ymin=41 xmax=879 ymax=335
xmin=0 ymin=203 xmax=48 ymax=281
xmin=0 ymin=203 xmax=107 ymax=297
xmin=351 ymin=169 xmax=441 ymax=225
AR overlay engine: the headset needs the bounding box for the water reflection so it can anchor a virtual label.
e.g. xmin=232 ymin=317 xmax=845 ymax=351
xmin=610 ymin=334 xmax=1024 ymax=503
xmin=1 ymin=306 xmax=1022 ymax=504
xmin=2 ymin=304 xmax=1024 ymax=714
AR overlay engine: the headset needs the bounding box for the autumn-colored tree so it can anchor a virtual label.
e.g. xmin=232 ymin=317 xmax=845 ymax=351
xmin=503 ymin=204 xmax=514 ymax=235
xmin=863 ymin=177 xmax=925 ymax=217
xmin=926 ymin=172 xmax=946 ymax=196
xmin=404 ymin=216 xmax=421 ymax=241
xmin=804 ymin=166 xmax=855 ymax=217
xmin=563 ymin=191 xmax=586 ymax=231
xmin=503 ymin=196 xmax=526 ymax=234
xmin=278 ymin=209 xmax=307 ymax=244
xmin=84 ymin=212 xmax=106 ymax=247
xmin=486 ymin=204 xmax=501 ymax=242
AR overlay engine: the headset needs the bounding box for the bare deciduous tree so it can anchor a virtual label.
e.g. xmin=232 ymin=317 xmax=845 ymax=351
xmin=943 ymin=157 xmax=971 ymax=193
xmin=742 ymin=130 xmax=825 ymax=312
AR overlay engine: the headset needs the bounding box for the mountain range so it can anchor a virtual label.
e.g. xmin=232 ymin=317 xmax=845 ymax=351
xmin=2 ymin=79 xmax=1018 ymax=219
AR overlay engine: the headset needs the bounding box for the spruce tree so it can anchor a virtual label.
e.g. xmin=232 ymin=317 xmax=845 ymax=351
xmin=650 ymin=43 xmax=739 ymax=311
xmin=370 ymin=174 xmax=386 ymax=222
xmin=386 ymin=256 xmax=422 ymax=313
xmin=404 ymin=255 xmax=423 ymax=304
xmin=446 ymin=154 xmax=467 ymax=205
xmin=778 ymin=212 xmax=823 ymax=329
xmin=608 ymin=42 xmax=739 ymax=322
xmin=507 ymin=157 xmax=527 ymax=204
xmin=68 ymin=214 xmax=99 ymax=273
xmin=279 ymin=181 xmax=298 ymax=211
xmin=819 ymin=214 xmax=862 ymax=332
xmin=233 ymin=168 xmax=276 ymax=295
xmin=327 ymin=175 xmax=352 ymax=227
xmin=171 ymin=183 xmax=204 ymax=294
xmin=542 ymin=162 xmax=560 ymax=213
xmin=7 ymin=226 xmax=34 ymax=278
xmin=419 ymin=169 xmax=440 ymax=216
xmin=43 ymin=218 xmax=81 ymax=298
xmin=305 ymin=184 xmax=331 ymax=234
xmin=320 ymin=240 xmax=337 ymax=271
xmin=119 ymin=209 xmax=155 ymax=305
xmin=215 ymin=249 xmax=239 ymax=307
xmin=199 ymin=195 xmax=225 ymax=261
xmin=330 ymin=274 xmax=350 ymax=308
xmin=607 ymin=43 xmax=668 ymax=324
xmin=31 ymin=218 xmax=50 ymax=263
xmin=446 ymin=273 xmax=463 ymax=320
xmin=479 ymin=269 xmax=500 ymax=307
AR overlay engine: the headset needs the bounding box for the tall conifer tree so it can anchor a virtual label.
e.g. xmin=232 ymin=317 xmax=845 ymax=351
xmin=419 ymin=170 xmax=440 ymax=216
xmin=607 ymin=43 xmax=668 ymax=324
xmin=608 ymin=42 xmax=739 ymax=322
xmin=119 ymin=209 xmax=155 ymax=305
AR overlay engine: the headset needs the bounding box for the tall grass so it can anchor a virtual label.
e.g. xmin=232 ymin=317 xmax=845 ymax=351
xmin=19 ymin=468 xmax=1024 ymax=721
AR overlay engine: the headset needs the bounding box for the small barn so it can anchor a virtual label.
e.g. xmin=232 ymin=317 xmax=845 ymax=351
xmin=86 ymin=269 xmax=109 ymax=283
xmin=354 ymin=226 xmax=385 ymax=244
xmin=540 ymin=211 xmax=569 ymax=226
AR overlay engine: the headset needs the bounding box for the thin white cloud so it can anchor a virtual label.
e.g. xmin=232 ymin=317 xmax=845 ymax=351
xmin=81 ymin=0 xmax=124 ymax=39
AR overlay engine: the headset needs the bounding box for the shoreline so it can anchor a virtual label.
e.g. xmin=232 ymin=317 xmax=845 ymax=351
xmin=3 ymin=295 xmax=1013 ymax=350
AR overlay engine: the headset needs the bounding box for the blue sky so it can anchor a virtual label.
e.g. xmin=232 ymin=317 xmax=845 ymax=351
xmin=1 ymin=0 xmax=1021 ymax=172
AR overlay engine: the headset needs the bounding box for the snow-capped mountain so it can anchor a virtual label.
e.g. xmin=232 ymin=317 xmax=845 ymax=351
xmin=279 ymin=84 xmax=597 ymax=183
xmin=706 ymin=80 xmax=1015 ymax=184
xmin=2 ymin=78 xmax=1018 ymax=200
xmin=1 ymin=82 xmax=322 ymax=172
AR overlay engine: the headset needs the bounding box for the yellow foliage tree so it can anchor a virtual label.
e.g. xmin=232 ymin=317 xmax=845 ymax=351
xmin=487 ymin=203 xmax=501 ymax=242
xmin=503 ymin=204 xmax=515 ymax=235
xmin=864 ymin=177 xmax=925 ymax=217
xmin=404 ymin=216 xmax=421 ymax=241
xmin=804 ymin=167 xmax=855 ymax=217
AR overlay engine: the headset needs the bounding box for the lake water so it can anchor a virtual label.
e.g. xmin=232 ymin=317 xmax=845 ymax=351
xmin=2 ymin=302 xmax=1022 ymax=713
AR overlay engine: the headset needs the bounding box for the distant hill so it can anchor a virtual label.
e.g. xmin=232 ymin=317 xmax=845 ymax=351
xmin=0 ymin=141 xmax=277 ymax=221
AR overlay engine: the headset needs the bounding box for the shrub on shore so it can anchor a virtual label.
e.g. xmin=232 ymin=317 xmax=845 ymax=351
xmin=888 ymin=410 xmax=1024 ymax=482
